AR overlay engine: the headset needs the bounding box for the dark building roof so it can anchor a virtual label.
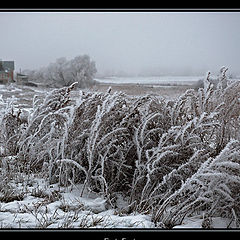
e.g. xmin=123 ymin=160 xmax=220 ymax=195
xmin=0 ymin=61 xmax=15 ymax=72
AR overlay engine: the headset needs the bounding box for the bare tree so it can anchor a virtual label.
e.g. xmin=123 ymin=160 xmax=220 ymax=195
xmin=26 ymin=55 xmax=97 ymax=88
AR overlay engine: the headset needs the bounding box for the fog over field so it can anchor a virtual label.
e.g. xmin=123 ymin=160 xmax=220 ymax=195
xmin=1 ymin=11 xmax=240 ymax=77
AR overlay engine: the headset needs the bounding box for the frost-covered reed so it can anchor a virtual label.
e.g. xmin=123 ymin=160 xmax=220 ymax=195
xmin=0 ymin=67 xmax=239 ymax=228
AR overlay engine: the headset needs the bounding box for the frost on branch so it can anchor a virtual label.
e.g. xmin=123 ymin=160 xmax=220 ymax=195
xmin=152 ymin=140 xmax=240 ymax=228
xmin=1 ymin=67 xmax=239 ymax=228
xmin=1 ymin=107 xmax=24 ymax=156
xmin=17 ymin=82 xmax=77 ymax=171
xmin=60 ymin=90 xmax=135 ymax=200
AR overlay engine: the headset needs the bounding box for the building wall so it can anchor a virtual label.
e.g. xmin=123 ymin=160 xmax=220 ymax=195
xmin=9 ymin=71 xmax=14 ymax=81
xmin=0 ymin=61 xmax=15 ymax=83
xmin=0 ymin=71 xmax=14 ymax=83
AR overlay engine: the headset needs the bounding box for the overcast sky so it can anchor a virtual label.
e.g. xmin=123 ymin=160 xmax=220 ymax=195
xmin=1 ymin=11 xmax=240 ymax=76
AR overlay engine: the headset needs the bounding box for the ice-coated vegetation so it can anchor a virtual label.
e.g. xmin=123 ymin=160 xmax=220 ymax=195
xmin=24 ymin=55 xmax=97 ymax=88
xmin=0 ymin=67 xmax=240 ymax=229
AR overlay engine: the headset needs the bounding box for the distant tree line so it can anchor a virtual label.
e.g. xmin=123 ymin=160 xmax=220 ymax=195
xmin=23 ymin=55 xmax=98 ymax=88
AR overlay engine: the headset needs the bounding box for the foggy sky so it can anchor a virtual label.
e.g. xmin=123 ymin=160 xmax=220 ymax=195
xmin=1 ymin=11 xmax=240 ymax=76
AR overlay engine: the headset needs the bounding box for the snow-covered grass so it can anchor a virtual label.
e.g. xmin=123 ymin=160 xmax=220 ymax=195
xmin=0 ymin=163 xmax=154 ymax=229
xmin=0 ymin=83 xmax=156 ymax=229
xmin=0 ymin=162 xmax=235 ymax=229
xmin=0 ymin=68 xmax=240 ymax=229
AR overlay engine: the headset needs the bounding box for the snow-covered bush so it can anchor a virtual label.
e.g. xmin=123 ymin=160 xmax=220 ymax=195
xmin=152 ymin=139 xmax=240 ymax=228
xmin=128 ymin=72 xmax=221 ymax=211
xmin=148 ymin=68 xmax=240 ymax=227
xmin=60 ymin=90 xmax=131 ymax=196
xmin=25 ymin=55 xmax=97 ymax=88
xmin=0 ymin=66 xmax=239 ymax=228
xmin=0 ymin=101 xmax=27 ymax=156
xmin=132 ymin=110 xmax=218 ymax=212
xmin=58 ymin=91 xmax=156 ymax=202
xmin=126 ymin=67 xmax=240 ymax=223
xmin=16 ymin=82 xmax=77 ymax=171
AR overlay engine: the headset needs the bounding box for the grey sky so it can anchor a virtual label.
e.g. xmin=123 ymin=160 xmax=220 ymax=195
xmin=1 ymin=11 xmax=240 ymax=76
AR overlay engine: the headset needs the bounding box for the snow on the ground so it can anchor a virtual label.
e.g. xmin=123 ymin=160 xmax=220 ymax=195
xmin=173 ymin=216 xmax=234 ymax=229
xmin=0 ymin=173 xmax=234 ymax=229
xmin=0 ymin=82 xmax=238 ymax=230
xmin=94 ymin=76 xmax=202 ymax=85
xmin=0 ymin=176 xmax=154 ymax=229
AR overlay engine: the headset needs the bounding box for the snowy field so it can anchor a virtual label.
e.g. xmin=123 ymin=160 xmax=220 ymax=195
xmin=0 ymin=73 xmax=240 ymax=230
xmin=0 ymin=83 xmax=169 ymax=229
xmin=0 ymin=83 xmax=158 ymax=229
xmin=94 ymin=75 xmax=202 ymax=85
xmin=0 ymin=166 xmax=154 ymax=229
xmin=0 ymin=166 xmax=232 ymax=229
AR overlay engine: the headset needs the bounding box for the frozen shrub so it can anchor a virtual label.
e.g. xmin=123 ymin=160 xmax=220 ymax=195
xmin=0 ymin=103 xmax=27 ymax=156
xmin=129 ymin=97 xmax=172 ymax=204
xmin=26 ymin=55 xmax=97 ymax=88
xmin=134 ymin=111 xmax=217 ymax=212
xmin=17 ymin=82 xmax=77 ymax=171
xmin=129 ymin=73 xmax=221 ymax=211
xmin=60 ymin=90 xmax=141 ymax=199
xmin=0 ymin=66 xmax=239 ymax=228
xmin=152 ymin=140 xmax=240 ymax=227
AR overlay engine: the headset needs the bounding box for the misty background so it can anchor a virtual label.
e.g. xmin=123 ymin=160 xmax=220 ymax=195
xmin=1 ymin=11 xmax=240 ymax=77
